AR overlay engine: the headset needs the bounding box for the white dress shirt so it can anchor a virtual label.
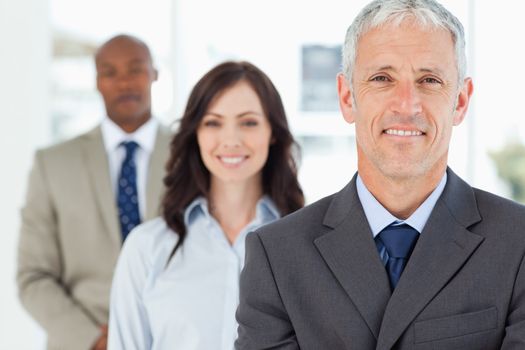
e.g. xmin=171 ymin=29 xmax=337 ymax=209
xmin=101 ymin=117 xmax=158 ymax=217
xmin=108 ymin=196 xmax=280 ymax=350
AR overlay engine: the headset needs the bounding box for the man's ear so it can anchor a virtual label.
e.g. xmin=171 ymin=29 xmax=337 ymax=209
xmin=95 ymin=75 xmax=102 ymax=93
xmin=337 ymin=73 xmax=356 ymax=124
xmin=152 ymin=68 xmax=159 ymax=82
xmin=453 ymin=77 xmax=473 ymax=126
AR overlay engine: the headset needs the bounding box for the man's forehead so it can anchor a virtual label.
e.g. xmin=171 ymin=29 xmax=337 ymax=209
xmin=95 ymin=38 xmax=151 ymax=65
xmin=350 ymin=24 xmax=458 ymax=84
xmin=360 ymin=19 xmax=452 ymax=44
xmin=96 ymin=55 xmax=149 ymax=67
xmin=356 ymin=23 xmax=454 ymax=59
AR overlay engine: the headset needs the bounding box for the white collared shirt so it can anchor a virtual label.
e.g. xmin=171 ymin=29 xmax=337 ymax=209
xmin=108 ymin=196 xmax=280 ymax=350
xmin=100 ymin=117 xmax=158 ymax=217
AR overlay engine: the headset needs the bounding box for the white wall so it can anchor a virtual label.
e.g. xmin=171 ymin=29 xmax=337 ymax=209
xmin=2 ymin=0 xmax=525 ymax=348
xmin=0 ymin=0 xmax=51 ymax=348
xmin=468 ymin=1 xmax=525 ymax=195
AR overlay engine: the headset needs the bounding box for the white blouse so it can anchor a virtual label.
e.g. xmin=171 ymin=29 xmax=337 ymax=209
xmin=108 ymin=196 xmax=280 ymax=350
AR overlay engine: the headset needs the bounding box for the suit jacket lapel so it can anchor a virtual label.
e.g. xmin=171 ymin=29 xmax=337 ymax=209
xmin=82 ymin=126 xmax=122 ymax=248
xmin=314 ymin=176 xmax=392 ymax=339
xmin=376 ymin=169 xmax=484 ymax=349
xmin=145 ymin=125 xmax=171 ymax=220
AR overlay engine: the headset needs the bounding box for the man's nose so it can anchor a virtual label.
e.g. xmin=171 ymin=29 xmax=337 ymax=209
xmin=116 ymin=73 xmax=134 ymax=89
xmin=389 ymin=81 xmax=423 ymax=116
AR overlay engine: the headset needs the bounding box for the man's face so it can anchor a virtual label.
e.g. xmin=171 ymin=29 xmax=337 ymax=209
xmin=96 ymin=38 xmax=158 ymax=132
xmin=338 ymin=21 xmax=473 ymax=181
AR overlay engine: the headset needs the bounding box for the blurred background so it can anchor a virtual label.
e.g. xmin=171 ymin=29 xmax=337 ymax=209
xmin=2 ymin=0 xmax=525 ymax=347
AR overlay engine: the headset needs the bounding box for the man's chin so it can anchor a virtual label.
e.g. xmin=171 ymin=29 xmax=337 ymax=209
xmin=376 ymin=161 xmax=429 ymax=181
xmin=108 ymin=112 xmax=150 ymax=129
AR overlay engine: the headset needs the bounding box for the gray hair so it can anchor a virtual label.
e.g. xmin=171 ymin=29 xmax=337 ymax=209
xmin=342 ymin=0 xmax=466 ymax=86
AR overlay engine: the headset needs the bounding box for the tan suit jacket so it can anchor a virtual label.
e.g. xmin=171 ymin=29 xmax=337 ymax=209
xmin=17 ymin=124 xmax=171 ymax=350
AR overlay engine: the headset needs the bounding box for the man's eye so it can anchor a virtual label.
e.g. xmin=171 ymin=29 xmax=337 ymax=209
xmin=421 ymin=77 xmax=441 ymax=84
xmin=100 ymin=70 xmax=115 ymax=77
xmin=370 ymin=75 xmax=390 ymax=82
xmin=129 ymin=67 xmax=144 ymax=75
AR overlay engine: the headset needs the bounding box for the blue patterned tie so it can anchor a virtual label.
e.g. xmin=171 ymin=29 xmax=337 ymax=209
xmin=378 ymin=224 xmax=419 ymax=289
xmin=117 ymin=141 xmax=141 ymax=241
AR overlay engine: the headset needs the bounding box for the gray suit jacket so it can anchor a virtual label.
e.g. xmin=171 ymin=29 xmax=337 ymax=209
xmin=17 ymin=124 xmax=171 ymax=350
xmin=235 ymin=169 xmax=525 ymax=349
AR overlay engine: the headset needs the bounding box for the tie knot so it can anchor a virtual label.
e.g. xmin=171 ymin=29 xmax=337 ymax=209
xmin=378 ymin=224 xmax=419 ymax=259
xmin=122 ymin=141 xmax=139 ymax=157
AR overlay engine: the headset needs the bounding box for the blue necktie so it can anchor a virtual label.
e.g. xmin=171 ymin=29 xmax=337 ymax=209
xmin=378 ymin=224 xmax=419 ymax=289
xmin=117 ymin=141 xmax=141 ymax=241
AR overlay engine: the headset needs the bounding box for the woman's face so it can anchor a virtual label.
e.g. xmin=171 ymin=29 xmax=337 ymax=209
xmin=196 ymin=80 xmax=272 ymax=187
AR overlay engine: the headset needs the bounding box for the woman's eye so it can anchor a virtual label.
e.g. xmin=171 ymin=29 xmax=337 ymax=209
xmin=203 ymin=120 xmax=220 ymax=127
xmin=242 ymin=120 xmax=258 ymax=127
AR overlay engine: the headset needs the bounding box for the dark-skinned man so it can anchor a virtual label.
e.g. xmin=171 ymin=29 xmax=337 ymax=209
xmin=17 ymin=34 xmax=171 ymax=350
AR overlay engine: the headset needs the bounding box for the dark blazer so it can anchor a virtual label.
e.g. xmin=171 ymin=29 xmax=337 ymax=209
xmin=235 ymin=168 xmax=525 ymax=350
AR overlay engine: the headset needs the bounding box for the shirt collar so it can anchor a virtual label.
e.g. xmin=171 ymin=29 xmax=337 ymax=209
xmin=256 ymin=195 xmax=281 ymax=223
xmin=183 ymin=195 xmax=280 ymax=227
xmin=101 ymin=116 xmax=158 ymax=153
xmin=356 ymin=172 xmax=447 ymax=236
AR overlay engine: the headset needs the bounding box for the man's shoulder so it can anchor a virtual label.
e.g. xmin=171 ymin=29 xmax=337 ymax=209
xmin=473 ymin=187 xmax=525 ymax=220
xmin=465 ymin=187 xmax=525 ymax=251
xmin=36 ymin=126 xmax=100 ymax=160
xmin=152 ymin=123 xmax=173 ymax=151
xmin=156 ymin=123 xmax=173 ymax=138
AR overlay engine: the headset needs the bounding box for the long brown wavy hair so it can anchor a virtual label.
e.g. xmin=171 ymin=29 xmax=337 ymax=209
xmin=162 ymin=61 xmax=304 ymax=259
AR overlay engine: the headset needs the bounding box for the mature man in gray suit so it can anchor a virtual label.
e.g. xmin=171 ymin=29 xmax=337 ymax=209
xmin=17 ymin=35 xmax=171 ymax=350
xmin=236 ymin=1 xmax=525 ymax=349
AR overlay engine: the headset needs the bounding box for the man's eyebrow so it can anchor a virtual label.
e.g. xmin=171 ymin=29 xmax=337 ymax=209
xmin=418 ymin=67 xmax=446 ymax=76
xmin=96 ymin=62 xmax=115 ymax=70
xmin=364 ymin=66 xmax=446 ymax=75
xmin=378 ymin=65 xmax=395 ymax=71
xmin=129 ymin=58 xmax=148 ymax=65
xmin=367 ymin=65 xmax=396 ymax=73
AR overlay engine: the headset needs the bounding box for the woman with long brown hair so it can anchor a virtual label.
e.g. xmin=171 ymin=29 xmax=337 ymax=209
xmin=108 ymin=61 xmax=303 ymax=349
